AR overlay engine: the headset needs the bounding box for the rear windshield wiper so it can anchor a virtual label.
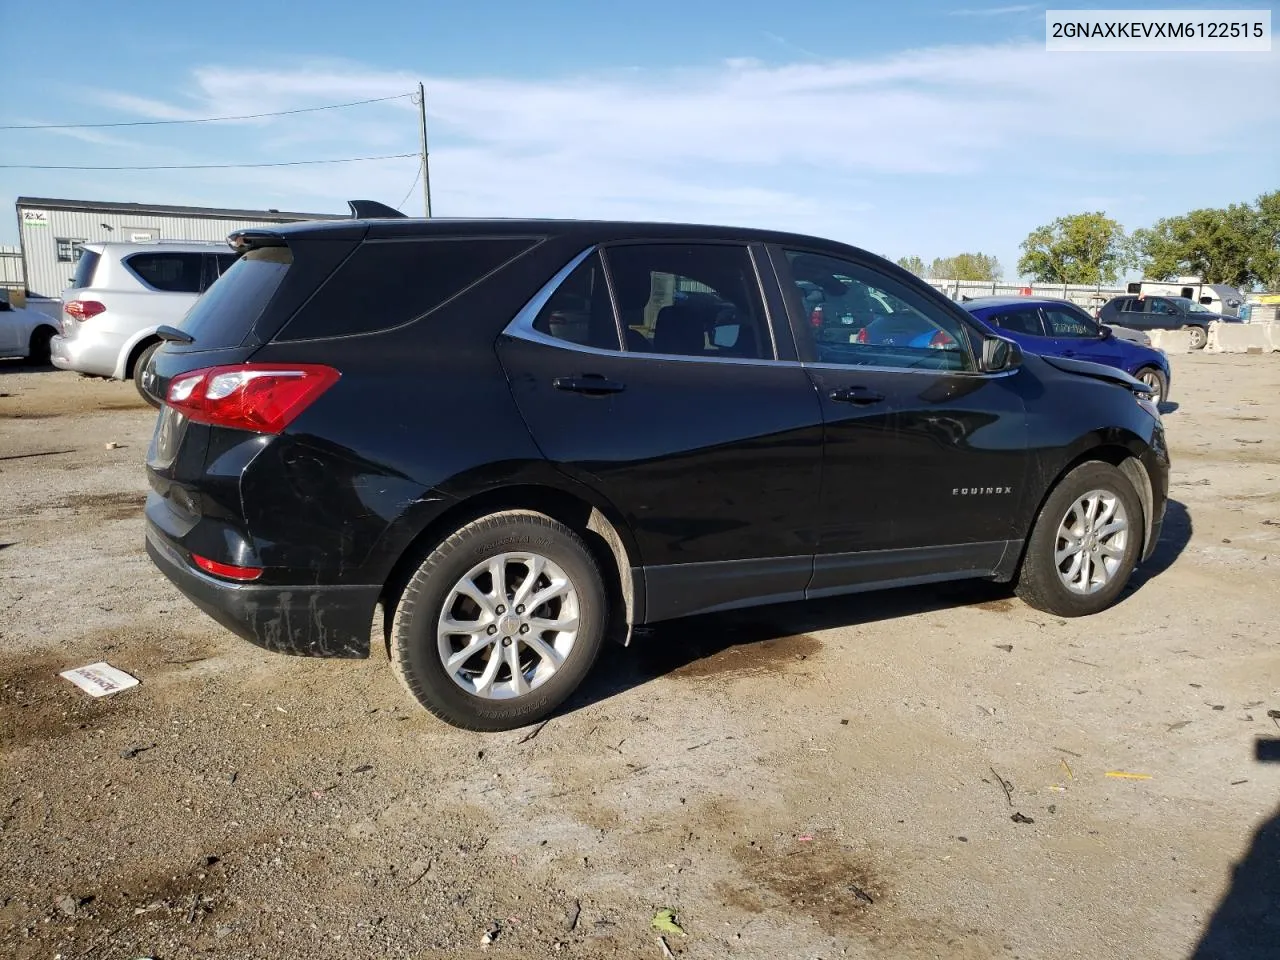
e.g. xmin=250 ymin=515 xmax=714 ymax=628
xmin=155 ymin=325 xmax=194 ymax=344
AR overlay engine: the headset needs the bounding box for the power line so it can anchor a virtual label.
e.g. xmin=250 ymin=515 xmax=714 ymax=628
xmin=396 ymin=165 xmax=423 ymax=213
xmin=0 ymin=153 xmax=419 ymax=171
xmin=0 ymin=92 xmax=415 ymax=131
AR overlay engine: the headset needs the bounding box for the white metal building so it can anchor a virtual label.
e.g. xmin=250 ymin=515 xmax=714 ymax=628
xmin=14 ymin=197 xmax=343 ymax=299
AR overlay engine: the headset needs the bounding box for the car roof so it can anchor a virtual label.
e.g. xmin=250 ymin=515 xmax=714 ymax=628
xmin=84 ymin=241 xmax=232 ymax=255
xmin=229 ymin=216 xmax=880 ymax=258
xmin=962 ymin=296 xmax=1083 ymax=310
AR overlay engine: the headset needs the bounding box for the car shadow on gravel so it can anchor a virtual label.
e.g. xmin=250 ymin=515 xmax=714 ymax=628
xmin=1191 ymin=740 xmax=1280 ymax=957
xmin=567 ymin=499 xmax=1193 ymax=714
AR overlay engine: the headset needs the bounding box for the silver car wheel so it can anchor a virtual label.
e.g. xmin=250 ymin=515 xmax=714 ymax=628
xmin=436 ymin=552 xmax=579 ymax=699
xmin=1138 ymin=370 xmax=1161 ymax=392
xmin=1054 ymin=489 xmax=1129 ymax=595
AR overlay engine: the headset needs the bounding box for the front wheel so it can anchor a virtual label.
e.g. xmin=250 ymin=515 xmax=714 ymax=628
xmin=1183 ymin=325 xmax=1207 ymax=350
xmin=389 ymin=511 xmax=607 ymax=731
xmin=1016 ymin=461 xmax=1143 ymax=617
xmin=1134 ymin=366 xmax=1168 ymax=405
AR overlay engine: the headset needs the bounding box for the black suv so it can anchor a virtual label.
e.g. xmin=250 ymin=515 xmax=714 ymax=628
xmin=1098 ymin=294 xmax=1237 ymax=350
xmin=144 ymin=206 xmax=1170 ymax=730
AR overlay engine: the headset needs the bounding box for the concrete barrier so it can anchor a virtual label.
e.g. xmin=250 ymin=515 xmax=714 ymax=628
xmin=1149 ymin=329 xmax=1195 ymax=353
xmin=1206 ymin=321 xmax=1277 ymax=353
xmin=1266 ymin=321 xmax=1280 ymax=352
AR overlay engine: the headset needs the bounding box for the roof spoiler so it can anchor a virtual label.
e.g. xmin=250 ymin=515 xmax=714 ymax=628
xmin=347 ymin=200 xmax=407 ymax=219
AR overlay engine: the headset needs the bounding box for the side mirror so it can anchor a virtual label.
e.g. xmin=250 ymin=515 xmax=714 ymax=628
xmin=1098 ymin=324 xmax=1112 ymax=339
xmin=982 ymin=336 xmax=1022 ymax=373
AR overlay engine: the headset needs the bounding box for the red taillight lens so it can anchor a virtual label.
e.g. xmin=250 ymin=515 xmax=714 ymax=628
xmin=810 ymin=307 xmax=823 ymax=328
xmin=192 ymin=554 xmax=263 ymax=581
xmin=165 ymin=363 xmax=340 ymax=434
xmin=928 ymin=330 xmax=956 ymax=349
xmin=65 ymin=300 xmax=105 ymax=321
xmin=855 ymin=327 xmax=868 ymax=343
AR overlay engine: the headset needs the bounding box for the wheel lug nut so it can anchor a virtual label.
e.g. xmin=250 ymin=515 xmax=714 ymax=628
xmin=516 ymin=605 xmax=525 ymax=615
xmin=496 ymin=605 xmax=505 ymax=615
xmin=502 ymin=637 xmax=512 ymax=647
xmin=487 ymin=625 xmax=497 ymax=635
xmin=520 ymin=624 xmax=529 ymax=634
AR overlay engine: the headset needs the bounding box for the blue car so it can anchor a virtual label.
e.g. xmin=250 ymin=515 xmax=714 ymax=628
xmin=962 ymin=296 xmax=1172 ymax=403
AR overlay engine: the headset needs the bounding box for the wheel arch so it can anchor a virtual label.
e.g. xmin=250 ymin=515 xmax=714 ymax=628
xmin=378 ymin=482 xmax=642 ymax=650
xmin=122 ymin=332 xmax=163 ymax=379
xmin=27 ymin=323 xmax=57 ymax=356
xmin=1001 ymin=438 xmax=1156 ymax=581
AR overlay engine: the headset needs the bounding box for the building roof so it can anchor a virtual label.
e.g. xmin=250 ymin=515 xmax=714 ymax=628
xmin=15 ymin=196 xmax=345 ymax=222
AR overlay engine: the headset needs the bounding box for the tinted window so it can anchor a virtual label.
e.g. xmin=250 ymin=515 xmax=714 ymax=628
xmin=278 ymin=237 xmax=536 ymax=340
xmin=176 ymin=247 xmax=291 ymax=349
xmin=532 ymin=251 xmax=620 ymax=350
xmin=989 ymin=308 xmax=1044 ymax=336
xmin=126 ymin=253 xmax=204 ymax=293
xmin=785 ymin=250 xmax=973 ymax=371
xmin=1043 ymin=306 xmax=1096 ymax=338
xmin=71 ymin=249 xmax=100 ymax=289
xmin=603 ymin=244 xmax=767 ymax=359
xmin=1149 ymin=298 xmax=1178 ymax=316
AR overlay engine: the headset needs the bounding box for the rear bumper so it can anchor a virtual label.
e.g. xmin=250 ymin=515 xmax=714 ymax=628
xmin=146 ymin=519 xmax=380 ymax=658
xmin=50 ymin=331 xmax=123 ymax=378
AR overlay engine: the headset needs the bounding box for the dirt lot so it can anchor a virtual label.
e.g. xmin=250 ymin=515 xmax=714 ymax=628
xmin=1 ymin=354 xmax=1278 ymax=960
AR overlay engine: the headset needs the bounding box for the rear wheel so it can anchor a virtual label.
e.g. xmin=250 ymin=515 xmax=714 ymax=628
xmin=1016 ymin=461 xmax=1143 ymax=617
xmin=1134 ymin=366 xmax=1168 ymax=405
xmin=132 ymin=341 xmax=162 ymax=408
xmin=389 ymin=511 xmax=607 ymax=731
xmin=1183 ymin=325 xmax=1207 ymax=350
xmin=26 ymin=326 xmax=54 ymax=365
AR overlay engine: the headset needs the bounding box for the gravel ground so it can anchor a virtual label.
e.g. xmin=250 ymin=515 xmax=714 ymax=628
xmin=1 ymin=354 xmax=1278 ymax=960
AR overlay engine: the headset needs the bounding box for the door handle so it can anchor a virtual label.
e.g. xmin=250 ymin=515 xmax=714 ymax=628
xmin=828 ymin=386 xmax=886 ymax=405
xmin=552 ymin=375 xmax=626 ymax=396
xmin=1061 ymin=349 xmax=1076 ymax=357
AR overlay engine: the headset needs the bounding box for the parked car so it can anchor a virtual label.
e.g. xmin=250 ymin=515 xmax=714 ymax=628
xmin=963 ymin=296 xmax=1173 ymax=404
xmin=143 ymin=209 xmax=1170 ymax=731
xmin=1097 ymin=295 xmax=1239 ymax=350
xmin=0 ymin=297 xmax=59 ymax=363
xmin=50 ymin=241 xmax=239 ymax=403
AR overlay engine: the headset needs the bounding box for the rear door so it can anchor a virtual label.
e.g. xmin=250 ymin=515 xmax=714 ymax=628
xmin=497 ymin=241 xmax=823 ymax=621
xmin=1116 ymin=297 xmax=1152 ymax=330
xmin=772 ymin=247 xmax=1029 ymax=593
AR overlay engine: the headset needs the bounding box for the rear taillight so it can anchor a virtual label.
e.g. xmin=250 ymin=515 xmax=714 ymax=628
xmin=855 ymin=327 xmax=868 ymax=343
xmin=165 ymin=363 xmax=340 ymax=434
xmin=64 ymin=300 xmax=105 ymax=321
xmin=928 ymin=330 xmax=956 ymax=349
xmin=810 ymin=307 xmax=823 ymax=328
xmin=192 ymin=554 xmax=263 ymax=581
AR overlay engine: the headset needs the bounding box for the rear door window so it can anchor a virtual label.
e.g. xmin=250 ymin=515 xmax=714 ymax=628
xmin=125 ymin=253 xmax=204 ymax=293
xmin=176 ymin=247 xmax=292 ymax=349
xmin=989 ymin=308 xmax=1045 ymax=336
xmin=532 ymin=251 xmax=621 ymax=350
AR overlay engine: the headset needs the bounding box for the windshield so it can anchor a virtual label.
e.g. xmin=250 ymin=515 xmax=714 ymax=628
xmin=1181 ymin=298 xmax=1213 ymax=314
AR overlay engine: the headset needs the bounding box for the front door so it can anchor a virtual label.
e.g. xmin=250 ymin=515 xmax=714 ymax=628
xmin=772 ymin=247 xmax=1029 ymax=594
xmin=1041 ymin=304 xmax=1125 ymax=366
xmin=497 ymin=242 xmax=824 ymax=622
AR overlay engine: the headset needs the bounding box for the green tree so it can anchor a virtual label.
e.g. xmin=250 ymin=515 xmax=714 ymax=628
xmin=1017 ymin=212 xmax=1129 ymax=284
xmin=1130 ymin=203 xmax=1260 ymax=288
xmin=895 ymin=255 xmax=926 ymax=277
xmin=1249 ymin=190 xmax=1280 ymax=289
xmin=926 ymin=253 xmax=1001 ymax=281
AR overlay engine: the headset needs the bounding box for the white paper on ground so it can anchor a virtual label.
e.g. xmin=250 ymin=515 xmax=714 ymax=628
xmin=59 ymin=662 xmax=139 ymax=698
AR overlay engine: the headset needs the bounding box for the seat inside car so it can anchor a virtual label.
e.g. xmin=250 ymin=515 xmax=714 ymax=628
xmin=653 ymin=303 xmax=708 ymax=355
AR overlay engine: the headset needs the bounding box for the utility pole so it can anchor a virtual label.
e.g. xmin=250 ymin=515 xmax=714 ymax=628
xmin=417 ymin=81 xmax=433 ymax=218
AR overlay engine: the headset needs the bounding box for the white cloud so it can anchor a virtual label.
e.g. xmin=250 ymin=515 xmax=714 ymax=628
xmin=33 ymin=45 xmax=1280 ymax=254
xmin=949 ymin=4 xmax=1037 ymax=15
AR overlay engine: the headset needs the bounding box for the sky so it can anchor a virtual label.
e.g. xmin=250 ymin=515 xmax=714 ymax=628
xmin=0 ymin=0 xmax=1276 ymax=278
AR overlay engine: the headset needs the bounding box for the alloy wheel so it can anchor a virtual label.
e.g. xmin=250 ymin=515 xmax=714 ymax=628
xmin=1054 ymin=490 xmax=1129 ymax=595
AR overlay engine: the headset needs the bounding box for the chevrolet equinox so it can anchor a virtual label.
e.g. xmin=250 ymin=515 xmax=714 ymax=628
xmin=143 ymin=203 xmax=1170 ymax=730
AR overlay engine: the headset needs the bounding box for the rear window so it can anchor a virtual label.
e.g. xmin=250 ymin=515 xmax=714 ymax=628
xmin=71 ymin=249 xmax=101 ymax=290
xmin=176 ymin=247 xmax=292 ymax=349
xmin=275 ymin=237 xmax=537 ymax=341
xmin=126 ymin=252 xmax=204 ymax=293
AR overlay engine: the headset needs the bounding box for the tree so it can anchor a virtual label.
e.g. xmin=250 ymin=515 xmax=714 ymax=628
xmin=1017 ymin=212 xmax=1128 ymax=284
xmin=1129 ymin=192 xmax=1280 ymax=290
xmin=1248 ymin=190 xmax=1280 ymax=289
xmin=926 ymin=253 xmax=1001 ymax=281
xmin=896 ymin=255 xmax=925 ymax=277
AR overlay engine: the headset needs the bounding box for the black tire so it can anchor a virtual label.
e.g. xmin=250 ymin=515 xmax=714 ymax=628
xmin=27 ymin=326 xmax=55 ymax=366
xmin=1134 ymin=366 xmax=1168 ymax=405
xmin=389 ymin=511 xmax=607 ymax=731
xmin=1183 ymin=325 xmax=1207 ymax=350
xmin=1016 ymin=461 xmax=1143 ymax=618
xmin=132 ymin=341 xmax=162 ymax=408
